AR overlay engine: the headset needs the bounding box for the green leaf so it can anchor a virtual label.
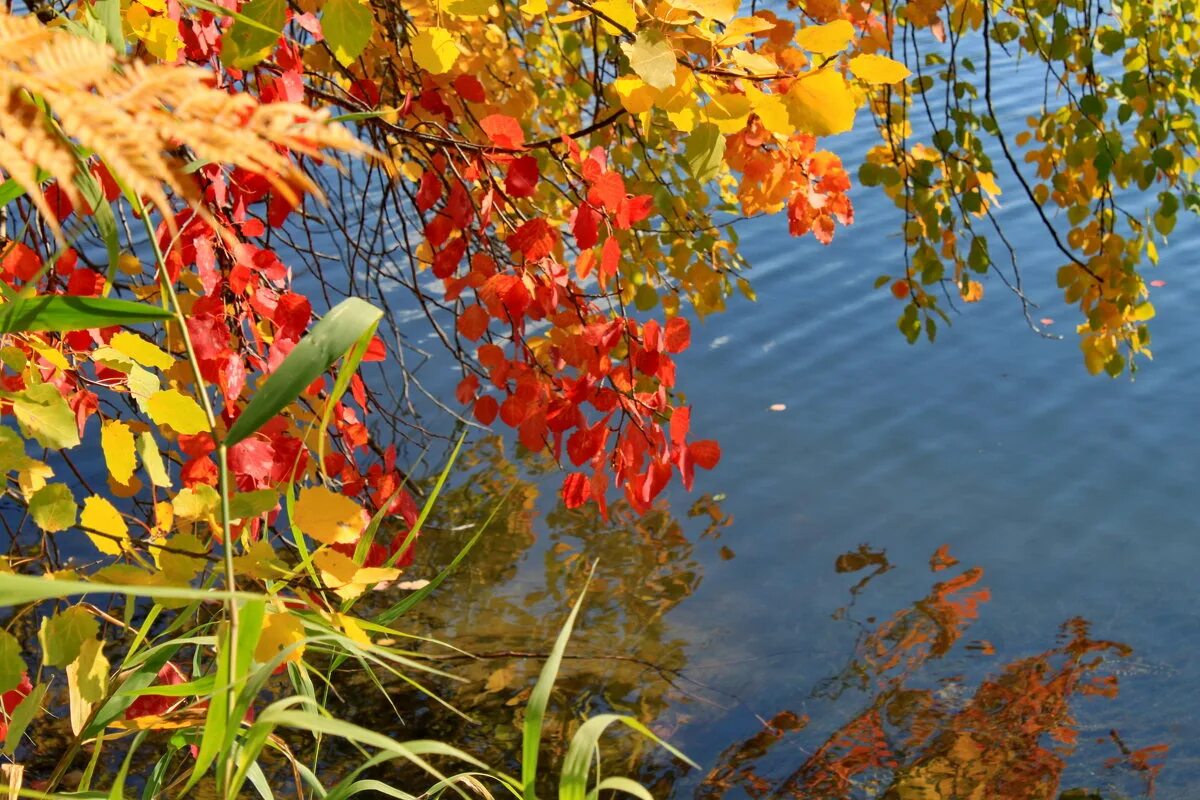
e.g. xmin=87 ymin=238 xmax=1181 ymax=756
xmin=39 ymin=606 xmax=99 ymax=668
xmin=523 ymin=562 xmax=596 ymax=800
xmin=2 ymin=682 xmax=47 ymax=753
xmin=28 ymin=483 xmax=77 ymax=533
xmin=12 ymin=383 xmax=80 ymax=450
xmin=0 ymin=629 xmax=26 ymax=694
xmin=684 ymin=123 xmax=725 ymax=183
xmin=323 ymin=0 xmax=375 ymax=65
xmin=561 ymin=715 xmax=697 ymax=800
xmin=224 ymin=298 xmax=383 ymax=447
xmin=220 ymin=0 xmax=287 ymax=69
xmin=76 ymin=636 xmax=110 ymax=703
xmin=621 ymin=30 xmax=677 ymax=90
xmin=0 ymin=295 xmax=172 ymax=335
xmin=230 ymin=489 xmax=279 ymax=519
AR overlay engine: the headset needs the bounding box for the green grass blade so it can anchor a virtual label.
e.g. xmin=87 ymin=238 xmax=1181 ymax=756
xmin=224 ymin=297 xmax=383 ymax=447
xmin=0 ymin=296 xmax=173 ymax=334
xmin=586 ymin=777 xmax=656 ymax=800
xmin=0 ymin=573 xmax=263 ymax=605
xmin=523 ymin=561 xmax=597 ymax=800
xmin=560 ymin=715 xmax=697 ymax=800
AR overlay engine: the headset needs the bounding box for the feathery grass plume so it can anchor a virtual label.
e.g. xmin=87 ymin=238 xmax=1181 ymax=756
xmin=0 ymin=9 xmax=369 ymax=243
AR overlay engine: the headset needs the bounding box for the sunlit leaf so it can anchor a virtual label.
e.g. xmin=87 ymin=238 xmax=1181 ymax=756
xmin=412 ymin=27 xmax=460 ymax=74
xmin=293 ymin=485 xmax=365 ymax=545
xmin=621 ymin=30 xmax=677 ymax=91
xmin=146 ymin=389 xmax=209 ymax=436
xmin=101 ymin=420 xmax=137 ymax=485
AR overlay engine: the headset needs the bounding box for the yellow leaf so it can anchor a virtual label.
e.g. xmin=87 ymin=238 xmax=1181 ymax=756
xmin=412 ymin=27 xmax=459 ymax=74
xmin=446 ymin=0 xmax=493 ymax=13
xmin=255 ymin=612 xmax=306 ymax=664
xmin=137 ymin=432 xmax=172 ymax=488
xmin=312 ymin=547 xmax=400 ymax=600
xmin=614 ymin=76 xmax=659 ymax=114
xmin=848 ymin=53 xmax=911 ymax=84
xmin=594 ymin=0 xmax=636 ymax=33
xmin=127 ymin=365 xmax=159 ymax=413
xmin=785 ymin=69 xmax=856 ymax=136
xmin=519 ymin=0 xmax=548 ymax=14
xmin=794 ymin=19 xmax=854 ymax=54
xmin=101 ymin=421 xmax=137 ymax=485
xmin=172 ymin=485 xmax=219 ymax=523
xmin=126 ymin=4 xmax=182 ymax=61
xmin=146 ymin=389 xmax=209 ymax=435
xmin=706 ymin=90 xmax=753 ymax=133
xmin=961 ymin=279 xmax=984 ymax=303
xmin=80 ymin=496 xmax=128 ymax=556
xmin=666 ymin=0 xmax=738 ymax=23
xmin=729 ymin=47 xmax=778 ymax=76
xmin=977 ymin=171 xmax=1002 ymax=198
xmin=293 ymin=485 xmax=365 ymax=545
xmin=233 ymin=537 xmax=289 ymax=580
xmin=110 ymin=331 xmax=173 ymax=371
xmin=73 ymin=637 xmax=108 ymax=704
xmin=155 ymin=532 xmax=207 ymax=583
xmin=746 ymin=86 xmax=793 ymax=136
xmin=17 ymin=460 xmax=53 ymax=500
xmin=28 ymin=340 xmax=69 ymax=372
xmin=332 ymin=612 xmax=371 ymax=646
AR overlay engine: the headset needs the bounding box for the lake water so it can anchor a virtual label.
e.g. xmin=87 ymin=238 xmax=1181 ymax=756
xmin=361 ymin=48 xmax=1200 ymax=800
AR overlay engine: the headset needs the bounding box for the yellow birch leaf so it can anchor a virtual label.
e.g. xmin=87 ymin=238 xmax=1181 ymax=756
xmin=28 ymin=340 xmax=69 ymax=372
xmin=146 ymin=389 xmax=209 ymax=435
xmin=519 ymin=0 xmax=548 ymax=15
xmin=666 ymin=0 xmax=739 ymax=23
xmin=746 ymin=86 xmax=793 ymax=136
xmin=73 ymin=637 xmax=109 ymax=704
xmin=848 ymin=53 xmax=911 ymax=84
xmin=785 ymin=69 xmax=856 ymax=136
xmin=293 ymin=485 xmax=365 ymax=545
xmin=101 ymin=421 xmax=137 ymax=485
xmin=794 ymin=19 xmax=854 ymax=54
xmin=80 ymin=496 xmax=128 ymax=556
xmin=621 ymin=30 xmax=677 ymax=91
xmin=312 ymin=547 xmax=400 ymax=600
xmin=110 ymin=331 xmax=174 ymax=371
xmin=127 ymin=365 xmax=160 ymax=413
xmin=977 ymin=171 xmax=1002 ymax=197
xmin=17 ymin=460 xmax=53 ymax=500
xmin=172 ymin=485 xmax=219 ymax=522
xmin=614 ymin=76 xmax=659 ymax=114
xmin=446 ymin=0 xmax=492 ymax=13
xmin=412 ymin=27 xmax=459 ymax=74
xmin=594 ymin=0 xmax=636 ymax=33
xmin=233 ymin=537 xmax=289 ymax=580
xmin=137 ymin=432 xmax=172 ymax=488
xmin=332 ymin=612 xmax=371 ymax=646
xmin=715 ymin=15 xmax=775 ymax=46
xmin=706 ymin=90 xmax=753 ymax=133
xmin=729 ymin=48 xmax=778 ymax=75
xmin=13 ymin=384 xmax=80 ymax=450
xmin=29 ymin=483 xmax=76 ymax=533
xmin=255 ymin=612 xmax=306 ymax=664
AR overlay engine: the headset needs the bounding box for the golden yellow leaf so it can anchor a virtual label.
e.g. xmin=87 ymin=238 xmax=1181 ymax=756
xmin=746 ymin=86 xmax=793 ymax=136
xmin=17 ymin=460 xmax=53 ymax=500
xmin=594 ymin=0 xmax=636 ymax=33
xmin=146 ymin=389 xmax=209 ymax=435
xmin=80 ymin=496 xmax=127 ymax=556
xmin=412 ymin=27 xmax=459 ymax=74
xmin=255 ymin=612 xmax=306 ymax=664
xmin=446 ymin=0 xmax=492 ymax=14
xmin=519 ymin=0 xmax=547 ymax=14
xmin=110 ymin=331 xmax=173 ymax=371
xmin=785 ymin=69 xmax=856 ymax=136
xmin=100 ymin=421 xmax=137 ymax=485
xmin=706 ymin=90 xmax=753 ymax=133
xmin=293 ymin=485 xmax=365 ymax=545
xmin=794 ymin=19 xmax=854 ymax=54
xmin=233 ymin=536 xmax=289 ymax=581
xmin=313 ymin=547 xmax=400 ymax=600
xmin=977 ymin=171 xmax=1002 ymax=198
xmin=137 ymin=432 xmax=172 ymax=488
xmin=332 ymin=612 xmax=371 ymax=646
xmin=848 ymin=53 xmax=911 ymax=84
xmin=729 ymin=47 xmax=778 ymax=75
xmin=172 ymin=485 xmax=219 ymax=523
xmin=666 ymin=0 xmax=739 ymax=23
xmin=614 ymin=76 xmax=659 ymax=114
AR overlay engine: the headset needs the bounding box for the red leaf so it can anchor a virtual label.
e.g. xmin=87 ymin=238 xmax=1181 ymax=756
xmin=561 ymin=472 xmax=591 ymax=508
xmin=474 ymin=395 xmax=499 ymax=424
xmin=664 ymin=316 xmax=690 ymax=353
xmin=689 ymin=440 xmax=721 ymax=470
xmin=572 ymin=203 xmax=601 ymax=250
xmin=480 ymin=114 xmax=525 ymax=149
xmin=362 ymin=336 xmax=387 ymax=362
xmin=456 ymin=374 xmax=479 ymax=405
xmin=1 ymin=242 xmax=41 ymax=282
xmin=416 ymin=171 xmax=442 ymax=212
xmin=453 ymin=74 xmax=487 ymax=103
xmin=617 ymin=194 xmax=655 ymax=228
xmin=600 ymin=237 xmax=620 ymax=283
xmin=586 ymin=170 xmax=625 ymax=212
xmin=505 ymin=156 xmax=539 ymax=198
xmin=457 ymin=303 xmax=490 ymax=341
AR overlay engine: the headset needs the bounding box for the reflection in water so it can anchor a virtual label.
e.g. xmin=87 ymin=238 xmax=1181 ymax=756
xmin=333 ymin=438 xmax=1166 ymax=800
xmin=697 ymin=549 xmax=1166 ymax=800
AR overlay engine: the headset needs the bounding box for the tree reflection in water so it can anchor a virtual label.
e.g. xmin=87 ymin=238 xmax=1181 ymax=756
xmin=338 ymin=438 xmax=1166 ymax=800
